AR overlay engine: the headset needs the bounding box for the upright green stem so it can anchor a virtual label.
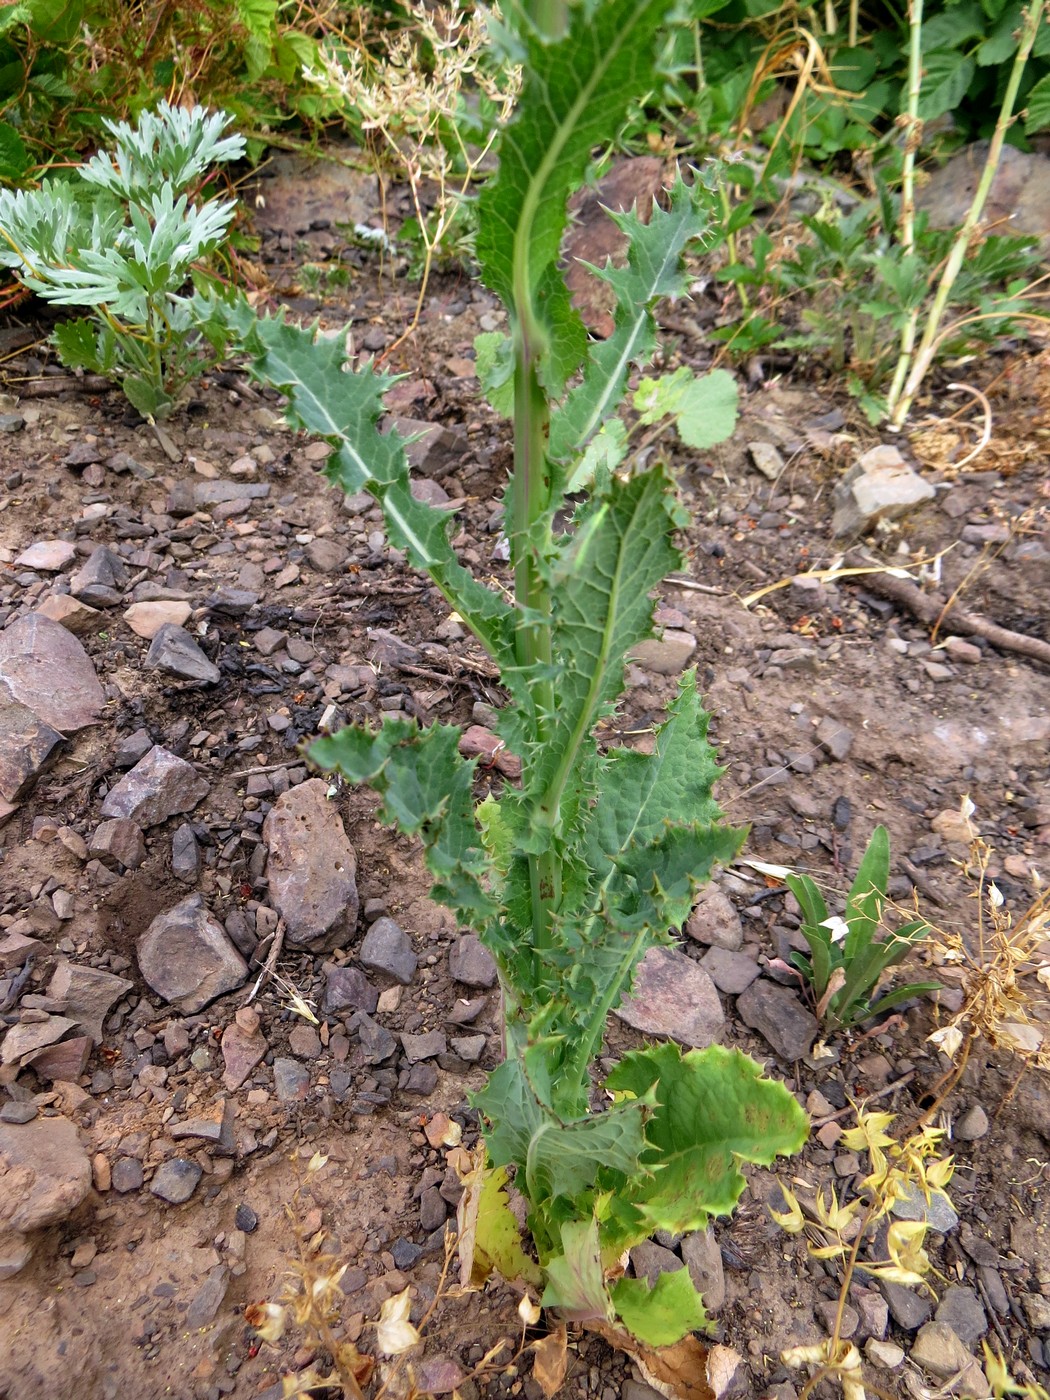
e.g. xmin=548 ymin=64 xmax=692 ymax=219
xmin=511 ymin=323 xmax=561 ymax=948
xmin=885 ymin=0 xmax=924 ymax=418
xmin=888 ymin=0 xmax=1045 ymax=427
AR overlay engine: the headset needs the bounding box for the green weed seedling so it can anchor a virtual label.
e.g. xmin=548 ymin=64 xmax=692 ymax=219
xmin=0 ymin=101 xmax=244 ymax=419
xmin=231 ymin=0 xmax=808 ymax=1348
xmin=786 ymin=825 xmax=939 ymax=1031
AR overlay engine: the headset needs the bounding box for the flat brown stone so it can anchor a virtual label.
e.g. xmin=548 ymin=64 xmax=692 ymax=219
xmin=263 ymin=779 xmax=359 ymax=950
xmin=0 ymin=689 xmax=64 ymax=802
xmin=614 ymin=945 xmax=725 ymax=1048
xmin=0 ymin=613 xmax=105 ymax=733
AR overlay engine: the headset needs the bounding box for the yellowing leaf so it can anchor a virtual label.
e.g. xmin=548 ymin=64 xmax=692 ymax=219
xmin=768 ymin=1185 xmax=805 ymax=1234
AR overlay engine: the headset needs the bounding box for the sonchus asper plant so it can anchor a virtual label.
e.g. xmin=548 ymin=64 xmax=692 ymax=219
xmin=232 ymin=0 xmax=808 ymax=1347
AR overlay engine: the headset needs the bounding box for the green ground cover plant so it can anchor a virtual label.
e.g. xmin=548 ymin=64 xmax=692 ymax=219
xmin=0 ymin=101 xmax=245 ymax=419
xmin=229 ymin=0 xmax=809 ymax=1348
xmin=785 ymin=825 xmax=939 ymax=1030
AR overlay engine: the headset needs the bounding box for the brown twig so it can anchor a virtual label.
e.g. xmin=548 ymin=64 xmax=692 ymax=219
xmin=843 ymin=551 xmax=1050 ymax=666
xmin=4 ymin=374 xmax=114 ymax=398
xmin=246 ymin=917 xmax=286 ymax=1004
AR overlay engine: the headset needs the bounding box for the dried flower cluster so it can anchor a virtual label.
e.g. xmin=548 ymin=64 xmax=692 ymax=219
xmin=926 ymin=799 xmax=1050 ymax=1073
xmin=304 ymin=1 xmax=520 ymax=345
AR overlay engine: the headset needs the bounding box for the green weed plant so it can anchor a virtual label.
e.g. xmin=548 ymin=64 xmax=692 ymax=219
xmin=230 ymin=0 xmax=808 ymax=1348
xmin=786 ymin=825 xmax=939 ymax=1031
xmin=0 ymin=101 xmax=245 ymax=418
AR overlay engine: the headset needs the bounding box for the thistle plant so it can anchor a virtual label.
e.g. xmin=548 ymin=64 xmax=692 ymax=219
xmin=0 ymin=101 xmax=244 ymax=419
xmin=232 ymin=0 xmax=807 ymax=1347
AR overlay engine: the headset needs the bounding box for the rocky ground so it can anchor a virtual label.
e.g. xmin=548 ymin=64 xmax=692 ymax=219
xmin=0 ymin=153 xmax=1048 ymax=1400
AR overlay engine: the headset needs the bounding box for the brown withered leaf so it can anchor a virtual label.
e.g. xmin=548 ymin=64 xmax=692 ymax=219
xmin=586 ymin=1322 xmax=715 ymax=1400
xmin=533 ymin=1323 xmax=568 ymax=1398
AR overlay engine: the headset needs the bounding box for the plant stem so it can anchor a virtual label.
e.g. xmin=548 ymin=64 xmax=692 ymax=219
xmin=884 ymin=0 xmax=924 ymax=418
xmin=888 ymin=0 xmax=1044 ymax=427
xmin=511 ymin=292 xmax=558 ymax=954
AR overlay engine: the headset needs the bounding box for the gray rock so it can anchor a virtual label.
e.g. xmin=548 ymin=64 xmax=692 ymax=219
xmin=17 ymin=542 xmax=76 ymax=574
xmin=737 ymin=980 xmax=818 ymax=1060
xmin=323 ymin=965 xmax=378 ymax=1016
xmin=263 ymin=780 xmax=359 ymax=950
xmin=955 ymin=1103 xmax=989 ymax=1141
xmin=419 ymin=1185 xmax=447 ymax=1230
xmin=391 ymin=417 xmax=468 ymax=477
xmin=150 ymin=1158 xmax=202 ymax=1204
xmin=615 ymin=946 xmax=725 ymax=1048
xmin=171 ymin=823 xmax=200 ymax=883
xmin=854 ymin=1288 xmax=889 ymax=1340
xmin=46 ymin=960 xmax=132 ymax=1044
xmin=403 ymin=1062 xmax=439 ymax=1095
xmin=817 ymin=1300 xmax=860 ymax=1338
xmin=681 ymin=1228 xmax=725 ymax=1313
xmin=401 ymin=1030 xmax=447 ymax=1062
xmin=0 ymin=613 xmax=105 ymax=733
xmin=101 ymin=745 xmax=209 ymax=828
xmin=145 ymin=624 xmax=221 ymax=684
xmin=865 ymin=1339 xmax=905 ymax=1369
xmin=748 ymin=442 xmax=785 ymax=480
xmin=203 ymin=587 xmax=258 ymax=617
xmin=891 ymin=1179 xmax=958 ymax=1234
xmin=816 ymin=715 xmax=854 ymax=761
xmin=111 ymin=1157 xmax=144 ymax=1192
xmin=0 ymin=1103 xmax=37 ymax=1124
xmin=24 ymin=1035 xmax=92 ymax=1083
xmin=450 ymin=1034 xmax=486 ymax=1063
xmin=880 ymin=1279 xmax=934 ymax=1331
xmin=217 ymin=1012 xmax=262 ymax=1094
xmin=273 ymin=1057 xmax=310 ymax=1102
xmin=685 ymin=886 xmax=744 ymax=949
xmin=193 ymin=479 xmax=270 ymax=505
xmin=0 ymin=690 xmax=64 ymax=802
xmin=359 ymin=917 xmax=417 ymax=985
xmin=917 ymin=141 xmax=1050 ymax=257
xmin=70 ymin=545 xmax=127 ymax=606
xmin=1022 ymin=1294 xmax=1050 ymax=1331
xmin=137 ymin=894 xmax=248 ymax=1013
xmin=282 ymin=1027 xmax=319 ymax=1068
xmin=935 ymin=1287 xmax=987 ymax=1345
xmin=910 ymin=1322 xmax=987 ymax=1391
xmin=88 ymin=817 xmax=146 ymax=869
xmin=185 ymin=1265 xmax=229 ymax=1330
xmin=305 ymin=538 xmax=350 ymax=572
xmin=355 ymin=1013 xmax=397 ymax=1064
xmin=1 ymin=1016 xmax=78 ymax=1066
xmin=700 ymin=947 xmax=760 ymax=994
xmin=629 ymin=629 xmax=697 ymax=676
xmin=114 ymin=727 xmax=154 ymax=769
xmin=447 ymin=933 xmax=497 ymax=988
xmin=0 ymin=1115 xmax=91 ymax=1276
xmin=623 ymin=1386 xmax=666 ymax=1400
xmin=832 ymin=445 xmax=935 ymax=538
xmin=630 ymin=1241 xmax=683 ymax=1286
